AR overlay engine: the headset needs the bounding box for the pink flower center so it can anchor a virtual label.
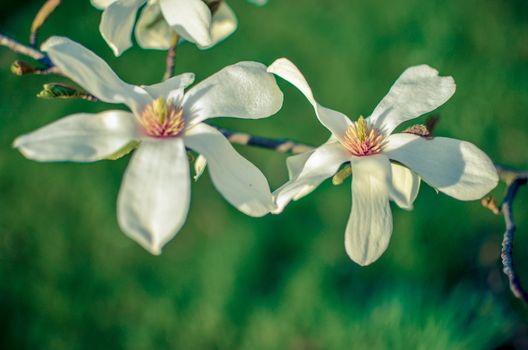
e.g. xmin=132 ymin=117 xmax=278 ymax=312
xmin=139 ymin=97 xmax=185 ymax=138
xmin=342 ymin=116 xmax=385 ymax=156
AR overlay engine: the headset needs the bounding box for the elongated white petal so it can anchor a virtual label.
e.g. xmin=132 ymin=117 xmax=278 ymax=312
xmin=273 ymin=141 xmax=350 ymax=213
xmin=91 ymin=0 xmax=116 ymax=10
xmin=159 ymin=0 xmax=212 ymax=47
xmin=268 ymin=58 xmax=352 ymax=141
xmin=142 ymin=73 xmax=195 ymax=99
xmin=368 ymin=65 xmax=456 ymax=135
xmin=345 ymin=155 xmax=393 ymax=266
xmin=385 ymin=133 xmax=498 ymax=200
xmin=390 ymin=162 xmax=420 ymax=210
xmin=14 ymin=110 xmax=138 ymax=162
xmin=183 ymin=61 xmax=283 ymax=126
xmin=41 ymin=37 xmax=151 ymax=113
xmin=135 ymin=2 xmax=173 ymax=50
xmin=118 ymin=138 xmax=190 ymax=254
xmin=207 ymin=2 xmax=237 ymax=48
xmin=184 ymin=123 xmax=274 ymax=217
xmin=100 ymin=0 xmax=146 ymax=56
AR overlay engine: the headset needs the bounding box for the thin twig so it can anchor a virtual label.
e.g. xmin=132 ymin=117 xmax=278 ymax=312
xmin=0 ymin=33 xmax=46 ymax=61
xmin=30 ymin=0 xmax=61 ymax=47
xmin=163 ymin=33 xmax=179 ymax=81
xmin=500 ymin=176 xmax=528 ymax=303
xmin=217 ymin=127 xmax=315 ymax=154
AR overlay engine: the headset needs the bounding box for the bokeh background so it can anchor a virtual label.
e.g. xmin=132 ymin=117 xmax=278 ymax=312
xmin=1 ymin=0 xmax=528 ymax=349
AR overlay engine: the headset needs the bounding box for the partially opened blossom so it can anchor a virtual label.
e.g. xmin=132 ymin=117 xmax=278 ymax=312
xmin=268 ymin=58 xmax=498 ymax=266
xmin=91 ymin=0 xmax=239 ymax=56
xmin=14 ymin=36 xmax=283 ymax=254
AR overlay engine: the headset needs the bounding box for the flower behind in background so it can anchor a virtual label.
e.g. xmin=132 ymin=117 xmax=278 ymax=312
xmin=91 ymin=0 xmax=240 ymax=56
xmin=269 ymin=58 xmax=498 ymax=266
xmin=14 ymin=36 xmax=283 ymax=254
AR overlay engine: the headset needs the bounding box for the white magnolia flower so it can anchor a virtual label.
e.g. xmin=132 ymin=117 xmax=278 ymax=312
xmin=91 ymin=0 xmax=239 ymax=56
xmin=14 ymin=36 xmax=283 ymax=254
xmin=268 ymin=58 xmax=498 ymax=266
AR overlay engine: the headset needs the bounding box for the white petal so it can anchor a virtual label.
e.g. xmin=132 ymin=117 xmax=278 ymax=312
xmin=207 ymin=2 xmax=237 ymax=48
xmin=345 ymin=155 xmax=393 ymax=266
xmin=273 ymin=141 xmax=350 ymax=213
xmin=267 ymin=58 xmax=352 ymax=141
xmin=159 ymin=0 xmax=212 ymax=47
xmin=91 ymin=0 xmax=116 ymax=10
xmin=183 ymin=61 xmax=283 ymax=126
xmin=142 ymin=73 xmax=195 ymax=99
xmin=99 ymin=0 xmax=146 ymax=56
xmin=135 ymin=2 xmax=173 ymax=50
xmin=390 ymin=162 xmax=420 ymax=210
xmin=41 ymin=37 xmax=151 ymax=113
xmin=13 ymin=110 xmax=139 ymax=162
xmin=285 ymin=135 xmax=336 ymax=179
xmin=118 ymin=138 xmax=190 ymax=254
xmin=385 ymin=133 xmax=498 ymax=200
xmin=286 ymin=151 xmax=314 ymax=180
xmin=368 ymin=65 xmax=456 ymax=135
xmin=184 ymin=123 xmax=274 ymax=217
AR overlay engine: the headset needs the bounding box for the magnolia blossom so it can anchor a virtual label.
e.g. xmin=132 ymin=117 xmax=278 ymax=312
xmin=268 ymin=58 xmax=498 ymax=266
xmin=14 ymin=36 xmax=283 ymax=254
xmin=91 ymin=0 xmax=239 ymax=56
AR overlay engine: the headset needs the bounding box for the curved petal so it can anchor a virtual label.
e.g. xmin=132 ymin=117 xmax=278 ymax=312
xmin=41 ymin=37 xmax=151 ymax=113
xmin=13 ymin=110 xmax=139 ymax=162
xmin=118 ymin=138 xmax=190 ymax=254
xmin=207 ymin=2 xmax=237 ymax=48
xmin=267 ymin=58 xmax=352 ymax=141
xmin=384 ymin=133 xmax=498 ymax=200
xmin=142 ymin=73 xmax=195 ymax=99
xmin=91 ymin=0 xmax=116 ymax=10
xmin=345 ymin=155 xmax=393 ymax=266
xmin=273 ymin=141 xmax=350 ymax=214
xmin=390 ymin=162 xmax=420 ymax=210
xmin=183 ymin=61 xmax=283 ymax=126
xmin=285 ymin=135 xmax=337 ymax=179
xmin=159 ymin=0 xmax=212 ymax=47
xmin=184 ymin=123 xmax=274 ymax=217
xmin=99 ymin=0 xmax=146 ymax=56
xmin=368 ymin=65 xmax=456 ymax=135
xmin=286 ymin=151 xmax=314 ymax=180
xmin=135 ymin=2 xmax=173 ymax=50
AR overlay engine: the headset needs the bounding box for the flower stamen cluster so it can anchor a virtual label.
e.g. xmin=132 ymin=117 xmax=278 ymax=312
xmin=140 ymin=97 xmax=185 ymax=138
xmin=342 ymin=116 xmax=385 ymax=156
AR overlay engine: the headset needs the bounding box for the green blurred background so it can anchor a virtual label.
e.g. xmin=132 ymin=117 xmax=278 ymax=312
xmin=1 ymin=0 xmax=528 ymax=349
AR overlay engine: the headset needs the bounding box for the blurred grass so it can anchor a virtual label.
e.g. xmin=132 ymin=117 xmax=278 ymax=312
xmin=0 ymin=0 xmax=527 ymax=349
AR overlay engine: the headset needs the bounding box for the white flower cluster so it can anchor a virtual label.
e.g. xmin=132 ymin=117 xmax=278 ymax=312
xmin=14 ymin=0 xmax=498 ymax=265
